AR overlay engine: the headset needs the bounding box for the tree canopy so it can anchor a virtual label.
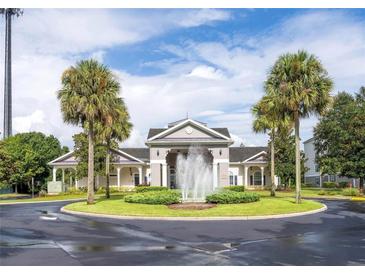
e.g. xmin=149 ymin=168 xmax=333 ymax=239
xmin=314 ymin=88 xmax=365 ymax=189
xmin=0 ymin=132 xmax=68 ymax=192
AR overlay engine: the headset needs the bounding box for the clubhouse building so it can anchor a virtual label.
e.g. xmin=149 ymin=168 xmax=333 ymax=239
xmin=48 ymin=118 xmax=272 ymax=192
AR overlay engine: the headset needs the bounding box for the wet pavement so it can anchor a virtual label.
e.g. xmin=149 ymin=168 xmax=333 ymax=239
xmin=0 ymin=199 xmax=364 ymax=265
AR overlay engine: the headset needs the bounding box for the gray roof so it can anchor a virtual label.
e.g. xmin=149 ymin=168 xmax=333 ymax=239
xmin=118 ymin=146 xmax=267 ymax=163
xmin=119 ymin=148 xmax=150 ymax=161
xmin=147 ymin=127 xmax=231 ymax=139
xmin=229 ymin=146 xmax=268 ymax=162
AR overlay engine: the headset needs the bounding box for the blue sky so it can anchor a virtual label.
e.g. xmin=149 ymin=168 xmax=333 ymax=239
xmin=1 ymin=9 xmax=365 ymax=148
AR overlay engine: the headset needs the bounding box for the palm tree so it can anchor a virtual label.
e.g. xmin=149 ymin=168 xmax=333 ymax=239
xmin=252 ymin=95 xmax=291 ymax=197
xmin=58 ymin=59 xmax=121 ymax=204
xmin=265 ymin=50 xmax=333 ymax=203
xmin=96 ymin=97 xmax=132 ymax=198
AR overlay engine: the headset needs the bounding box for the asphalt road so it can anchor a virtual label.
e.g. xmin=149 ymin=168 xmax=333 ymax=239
xmin=1 ymin=199 xmax=365 ymax=266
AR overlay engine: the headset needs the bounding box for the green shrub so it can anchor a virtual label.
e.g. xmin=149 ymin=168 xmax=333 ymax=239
xmin=338 ymin=181 xmax=349 ymax=188
xmin=38 ymin=190 xmax=47 ymax=197
xmin=224 ymin=185 xmax=245 ymax=192
xmin=206 ymin=191 xmax=260 ymax=204
xmin=66 ymin=187 xmax=83 ymax=194
xmin=124 ymin=190 xmax=180 ymax=205
xmin=318 ymin=190 xmax=326 ymax=195
xmin=322 ymin=182 xmax=337 ymax=188
xmin=78 ymin=186 xmax=88 ymax=193
xmin=342 ymin=188 xmax=360 ymax=196
xmin=96 ymin=187 xmax=106 ymax=194
xmin=135 ymin=186 xmax=168 ymax=193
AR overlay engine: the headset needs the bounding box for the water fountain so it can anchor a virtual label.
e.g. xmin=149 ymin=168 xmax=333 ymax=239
xmin=176 ymin=146 xmax=213 ymax=202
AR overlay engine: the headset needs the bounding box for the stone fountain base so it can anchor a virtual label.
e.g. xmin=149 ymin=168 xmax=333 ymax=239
xmin=168 ymin=202 xmax=216 ymax=210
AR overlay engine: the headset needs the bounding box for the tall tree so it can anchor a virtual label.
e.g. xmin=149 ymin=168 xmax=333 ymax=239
xmin=314 ymin=88 xmax=365 ymax=191
xmin=268 ymin=128 xmax=308 ymax=189
xmin=252 ymin=95 xmax=291 ymax=196
xmin=58 ymin=59 xmax=121 ymax=204
xmin=266 ymin=50 xmax=333 ymax=203
xmin=96 ymin=97 xmax=132 ymax=198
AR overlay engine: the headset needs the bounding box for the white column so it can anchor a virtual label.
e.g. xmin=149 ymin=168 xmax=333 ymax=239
xmin=62 ymin=169 xmax=65 ymax=184
xmin=162 ymin=163 xmax=167 ymax=187
xmin=244 ymin=166 xmax=248 ymax=187
xmin=53 ymin=167 xmax=57 ymax=182
xmin=75 ymin=179 xmax=78 ymax=189
xmin=138 ymin=166 xmax=143 ymax=185
xmin=261 ymin=166 xmax=264 ymax=188
xmin=213 ymin=163 xmax=218 ymax=189
xmin=117 ymin=167 xmax=121 ymax=188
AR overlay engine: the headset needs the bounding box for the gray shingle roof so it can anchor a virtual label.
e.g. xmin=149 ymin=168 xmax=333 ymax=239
xmin=147 ymin=127 xmax=231 ymax=139
xmin=229 ymin=146 xmax=268 ymax=162
xmin=119 ymin=148 xmax=150 ymax=161
xmin=118 ymin=146 xmax=267 ymax=163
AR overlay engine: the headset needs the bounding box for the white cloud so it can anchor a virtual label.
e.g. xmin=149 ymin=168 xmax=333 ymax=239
xmin=1 ymin=9 xmax=365 ymax=151
xmin=187 ymin=65 xmax=226 ymax=80
xmin=13 ymin=110 xmax=45 ymax=133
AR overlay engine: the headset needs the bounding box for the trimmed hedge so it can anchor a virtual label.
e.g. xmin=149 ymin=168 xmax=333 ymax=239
xmin=135 ymin=186 xmax=168 ymax=193
xmin=206 ymin=191 xmax=260 ymax=204
xmin=338 ymin=181 xmax=350 ymax=188
xmin=224 ymin=185 xmax=245 ymax=192
xmin=322 ymin=182 xmax=337 ymax=188
xmin=342 ymin=188 xmax=359 ymax=196
xmin=124 ymin=190 xmax=181 ymax=205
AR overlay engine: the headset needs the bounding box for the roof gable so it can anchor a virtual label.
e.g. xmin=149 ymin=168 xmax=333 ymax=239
xmin=229 ymin=147 xmax=268 ymax=162
xmin=147 ymin=119 xmax=231 ymax=142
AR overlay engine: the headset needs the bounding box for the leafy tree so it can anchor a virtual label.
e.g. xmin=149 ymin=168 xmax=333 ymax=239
xmin=252 ymin=95 xmax=291 ymax=197
xmin=314 ymin=88 xmax=365 ymax=191
xmin=58 ymin=59 xmax=121 ymax=204
xmin=268 ymin=128 xmax=308 ymax=189
xmin=266 ymin=50 xmax=333 ymax=203
xmin=72 ymin=132 xmax=118 ymax=187
xmin=0 ymin=132 xmax=68 ymax=193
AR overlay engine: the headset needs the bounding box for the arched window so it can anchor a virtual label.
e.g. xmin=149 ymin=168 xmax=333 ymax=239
xmin=253 ymin=171 xmax=261 ymax=186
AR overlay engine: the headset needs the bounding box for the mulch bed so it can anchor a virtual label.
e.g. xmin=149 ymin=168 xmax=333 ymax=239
xmin=168 ymin=202 xmax=216 ymax=210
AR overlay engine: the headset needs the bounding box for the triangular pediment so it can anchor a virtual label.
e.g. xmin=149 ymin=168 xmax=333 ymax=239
xmin=148 ymin=119 xmax=230 ymax=141
xmin=244 ymin=151 xmax=267 ymax=162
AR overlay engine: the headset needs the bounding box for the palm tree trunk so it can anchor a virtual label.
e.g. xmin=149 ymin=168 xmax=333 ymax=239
xmin=87 ymin=122 xmax=95 ymax=204
xmin=294 ymin=111 xmax=301 ymax=204
xmin=270 ymin=131 xmax=275 ymax=197
xmin=105 ymin=141 xmax=110 ymax=199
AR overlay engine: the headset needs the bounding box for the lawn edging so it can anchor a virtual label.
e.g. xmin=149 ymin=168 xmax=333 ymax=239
xmin=60 ymin=202 xmax=327 ymax=221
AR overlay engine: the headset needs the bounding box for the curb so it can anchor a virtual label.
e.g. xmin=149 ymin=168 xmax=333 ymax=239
xmin=0 ymin=198 xmax=86 ymax=206
xmin=60 ymin=203 xmax=327 ymax=221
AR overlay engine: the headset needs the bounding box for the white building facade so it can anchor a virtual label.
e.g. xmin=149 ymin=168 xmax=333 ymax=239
xmin=48 ymin=118 xmax=272 ymax=193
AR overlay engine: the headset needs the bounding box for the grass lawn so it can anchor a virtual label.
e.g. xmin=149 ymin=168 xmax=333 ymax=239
xmin=0 ymin=193 xmax=30 ymax=199
xmin=64 ymin=195 xmax=323 ymax=217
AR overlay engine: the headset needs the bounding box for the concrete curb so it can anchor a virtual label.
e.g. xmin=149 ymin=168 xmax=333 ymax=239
xmin=60 ymin=203 xmax=327 ymax=221
xmin=0 ymin=198 xmax=86 ymax=206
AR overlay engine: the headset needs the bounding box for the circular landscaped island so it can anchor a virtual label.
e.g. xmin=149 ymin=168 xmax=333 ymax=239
xmin=63 ymin=187 xmax=325 ymax=219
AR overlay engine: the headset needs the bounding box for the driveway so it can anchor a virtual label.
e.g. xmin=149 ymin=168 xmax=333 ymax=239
xmin=0 ymin=199 xmax=364 ymax=265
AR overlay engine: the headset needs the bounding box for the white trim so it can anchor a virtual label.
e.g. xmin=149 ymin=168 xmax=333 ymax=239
xmin=213 ymin=159 xmax=229 ymax=164
xmin=243 ymin=151 xmax=267 ymax=163
xmin=150 ymin=160 xmax=167 ymax=164
xmin=48 ymin=150 xmax=74 ymax=165
xmin=147 ymin=119 xmax=231 ymax=141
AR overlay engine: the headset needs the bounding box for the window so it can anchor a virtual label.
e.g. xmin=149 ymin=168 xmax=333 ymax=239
xmin=315 ymin=164 xmax=320 ymax=172
xmin=229 ymin=173 xmax=238 ymax=186
xmin=253 ymin=171 xmax=262 ymax=186
xmin=329 ymin=174 xmax=336 ymax=182
xmin=133 ymin=173 xmax=140 ymax=186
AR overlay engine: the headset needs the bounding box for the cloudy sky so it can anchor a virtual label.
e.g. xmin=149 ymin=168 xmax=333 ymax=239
xmin=0 ymin=8 xmax=364 ymax=148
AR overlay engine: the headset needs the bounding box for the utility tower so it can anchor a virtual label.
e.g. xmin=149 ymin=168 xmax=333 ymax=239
xmin=1 ymin=8 xmax=23 ymax=139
